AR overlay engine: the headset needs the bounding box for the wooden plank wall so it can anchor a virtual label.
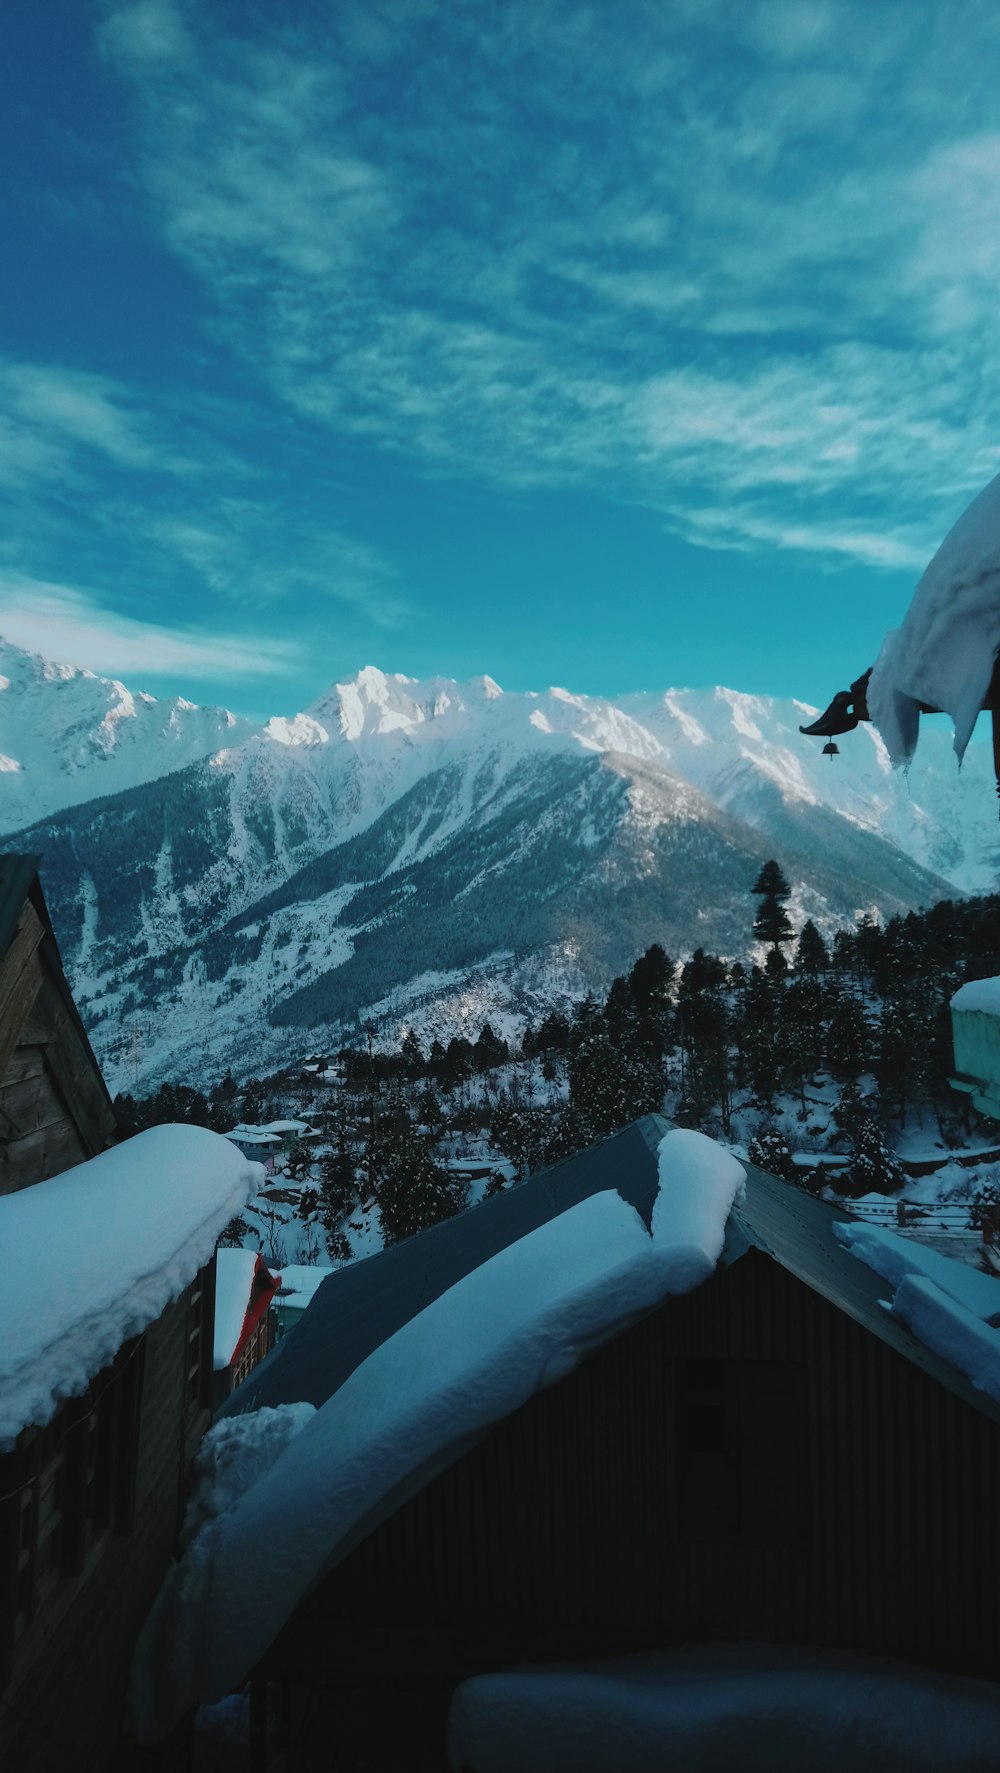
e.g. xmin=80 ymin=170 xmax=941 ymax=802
xmin=0 ymin=897 xmax=118 ymax=1195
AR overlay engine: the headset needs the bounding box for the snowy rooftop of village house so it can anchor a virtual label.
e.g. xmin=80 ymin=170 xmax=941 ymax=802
xmin=274 ymin=1263 xmax=333 ymax=1312
xmin=868 ymin=465 xmax=1000 ymax=766
xmin=214 ymin=1248 xmax=268 ymax=1371
xmin=951 ymin=975 xmax=1000 ymax=1017
xmin=0 ymin=1124 xmax=262 ymax=1448
xmin=129 ymin=1116 xmax=1000 ymax=1743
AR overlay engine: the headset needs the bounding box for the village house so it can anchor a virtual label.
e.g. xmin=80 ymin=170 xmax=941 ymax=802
xmin=213 ymin=1249 xmax=281 ymax=1410
xmin=950 ymin=975 xmax=1000 ymax=1122
xmin=0 ymin=856 xmax=262 ymax=1773
xmin=132 ymin=1114 xmax=1000 ymax=1769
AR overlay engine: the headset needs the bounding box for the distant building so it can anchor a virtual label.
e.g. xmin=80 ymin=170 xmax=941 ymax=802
xmin=950 ymin=976 xmax=1000 ymax=1120
xmin=213 ymin=1249 xmax=281 ymax=1409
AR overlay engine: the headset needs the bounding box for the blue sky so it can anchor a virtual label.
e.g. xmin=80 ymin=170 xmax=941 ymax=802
xmin=3 ymin=0 xmax=1000 ymax=719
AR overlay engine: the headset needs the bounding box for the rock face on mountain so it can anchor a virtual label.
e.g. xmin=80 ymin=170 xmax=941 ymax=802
xmin=2 ymin=640 xmax=993 ymax=1089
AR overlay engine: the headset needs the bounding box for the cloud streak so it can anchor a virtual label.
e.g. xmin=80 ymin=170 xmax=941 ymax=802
xmin=0 ymin=576 xmax=302 ymax=681
xmin=90 ymin=0 xmax=1000 ymax=573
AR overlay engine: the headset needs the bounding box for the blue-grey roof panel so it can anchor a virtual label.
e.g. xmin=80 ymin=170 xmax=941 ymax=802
xmin=223 ymin=1115 xmax=667 ymax=1417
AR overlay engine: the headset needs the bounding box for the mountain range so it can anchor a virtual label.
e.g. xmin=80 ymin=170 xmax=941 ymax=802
xmin=2 ymin=637 xmax=995 ymax=1090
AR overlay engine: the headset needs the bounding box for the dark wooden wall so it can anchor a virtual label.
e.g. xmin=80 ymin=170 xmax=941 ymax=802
xmin=275 ymin=1249 xmax=1000 ymax=1687
xmin=0 ymin=1266 xmax=217 ymax=1773
xmin=0 ymin=888 xmax=118 ymax=1195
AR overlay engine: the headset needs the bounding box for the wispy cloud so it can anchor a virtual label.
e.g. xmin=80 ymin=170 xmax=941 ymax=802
xmin=151 ymin=508 xmax=410 ymax=626
xmin=96 ymin=0 xmax=1000 ymax=572
xmin=0 ymin=575 xmax=302 ymax=680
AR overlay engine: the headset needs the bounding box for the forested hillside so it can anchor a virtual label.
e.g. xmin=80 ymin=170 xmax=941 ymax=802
xmin=115 ymin=879 xmax=1000 ymax=1263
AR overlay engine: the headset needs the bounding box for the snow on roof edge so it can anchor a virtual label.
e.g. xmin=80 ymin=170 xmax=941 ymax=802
xmin=0 ymin=1125 xmax=262 ymax=1448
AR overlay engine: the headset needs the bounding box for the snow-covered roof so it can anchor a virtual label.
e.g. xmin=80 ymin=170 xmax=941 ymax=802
xmin=0 ymin=1125 xmax=263 ymax=1448
xmin=259 ymin=1120 xmax=310 ymax=1135
xmin=275 ymin=1264 xmax=333 ymax=1312
xmin=951 ymin=975 xmax=1000 ymax=1017
xmin=224 ymin=1127 xmax=281 ymax=1145
xmin=129 ymin=1129 xmax=745 ymax=1740
xmin=214 ymin=1249 xmax=266 ymax=1371
xmin=834 ymin=1223 xmax=1000 ymax=1406
xmin=868 ymin=468 xmax=1000 ymax=766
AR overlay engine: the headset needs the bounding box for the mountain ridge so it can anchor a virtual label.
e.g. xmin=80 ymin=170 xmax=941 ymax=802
xmin=1 ymin=637 xmax=993 ymax=1089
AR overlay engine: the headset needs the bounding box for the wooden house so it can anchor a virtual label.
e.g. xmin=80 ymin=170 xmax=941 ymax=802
xmin=137 ymin=1114 xmax=1000 ymax=1769
xmin=213 ymin=1249 xmax=281 ymax=1409
xmin=0 ymin=857 xmax=260 ymax=1773
xmin=0 ymin=853 xmax=119 ymax=1196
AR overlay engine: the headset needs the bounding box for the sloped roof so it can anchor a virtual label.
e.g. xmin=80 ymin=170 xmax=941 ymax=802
xmin=221 ymin=1115 xmax=665 ymax=1419
xmin=223 ymin=1114 xmax=1000 ymax=1428
xmin=730 ymin=1162 xmax=1000 ymax=1428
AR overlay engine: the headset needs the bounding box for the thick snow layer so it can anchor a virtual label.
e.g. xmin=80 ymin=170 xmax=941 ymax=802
xmin=868 ymin=470 xmax=1000 ymax=765
xmin=214 ymin=1248 xmax=261 ymax=1370
xmin=834 ymin=1221 xmax=1000 ymax=1401
xmin=654 ymin=1128 xmax=746 ymax=1290
xmin=892 ymin=1275 xmax=1000 ymax=1404
xmin=130 ymin=1155 xmax=743 ymax=1741
xmin=181 ymin=1403 xmax=316 ymax=1547
xmin=0 ymin=1126 xmax=262 ymax=1448
xmin=833 ymin=1221 xmax=1000 ymax=1320
xmin=447 ymin=1650 xmax=1000 ymax=1773
xmin=952 ymin=975 xmax=1000 ymax=1016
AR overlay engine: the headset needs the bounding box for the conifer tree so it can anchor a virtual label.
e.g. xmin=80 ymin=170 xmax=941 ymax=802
xmin=795 ymin=919 xmax=829 ymax=975
xmin=371 ymin=1094 xmax=468 ymax=1245
xmin=747 ymin=1128 xmax=796 ymax=1181
xmin=751 ymin=859 xmax=794 ymax=953
xmin=849 ymin=1115 xmax=905 ymax=1196
xmin=319 ymin=1115 xmax=357 ymax=1256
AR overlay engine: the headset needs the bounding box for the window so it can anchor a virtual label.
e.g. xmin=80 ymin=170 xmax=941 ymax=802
xmin=0 ymin=1336 xmax=145 ymax=1687
xmin=185 ymin=1261 xmax=216 ymax=1419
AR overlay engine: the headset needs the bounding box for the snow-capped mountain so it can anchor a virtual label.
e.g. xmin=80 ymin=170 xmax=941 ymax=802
xmin=0 ymin=639 xmax=256 ymax=829
xmin=2 ymin=640 xmax=995 ymax=1088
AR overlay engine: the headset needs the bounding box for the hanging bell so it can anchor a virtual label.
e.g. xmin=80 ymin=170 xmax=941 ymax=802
xmin=822 ymin=740 xmax=839 ymax=758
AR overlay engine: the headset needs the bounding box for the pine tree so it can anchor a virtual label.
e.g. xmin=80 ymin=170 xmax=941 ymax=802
xmin=751 ymin=859 xmax=794 ymax=953
xmin=825 ymin=993 xmax=871 ymax=1081
xmin=747 ymin=1128 xmax=796 ymax=1181
xmin=542 ymin=1101 xmax=595 ymax=1165
xmin=318 ymin=1117 xmax=357 ymax=1257
xmin=795 ymin=920 xmax=828 ymax=975
xmin=628 ymin=943 xmax=674 ymax=1055
xmin=284 ymin=1140 xmax=313 ymax=1182
xmin=372 ymin=1098 xmax=468 ymax=1245
xmin=848 ymin=1115 xmax=905 ymax=1196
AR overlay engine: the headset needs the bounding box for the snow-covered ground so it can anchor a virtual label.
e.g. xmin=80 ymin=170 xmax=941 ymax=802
xmin=448 ymin=1644 xmax=1000 ymax=1773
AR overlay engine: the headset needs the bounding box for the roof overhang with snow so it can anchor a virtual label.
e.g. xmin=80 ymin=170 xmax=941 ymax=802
xmin=0 ymin=1123 xmax=263 ymax=1447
